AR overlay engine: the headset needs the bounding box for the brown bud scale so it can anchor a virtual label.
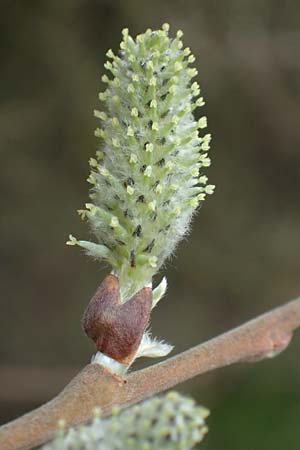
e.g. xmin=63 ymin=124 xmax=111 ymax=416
xmin=82 ymin=275 xmax=152 ymax=364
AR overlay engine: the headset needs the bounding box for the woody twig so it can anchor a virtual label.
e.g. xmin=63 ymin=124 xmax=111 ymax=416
xmin=1 ymin=296 xmax=299 ymax=450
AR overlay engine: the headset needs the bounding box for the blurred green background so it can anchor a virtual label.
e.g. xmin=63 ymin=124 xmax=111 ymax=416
xmin=1 ymin=1 xmax=300 ymax=449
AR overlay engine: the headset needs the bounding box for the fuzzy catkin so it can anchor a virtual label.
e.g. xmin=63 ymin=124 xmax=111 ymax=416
xmin=41 ymin=391 xmax=209 ymax=450
xmin=68 ymin=24 xmax=214 ymax=300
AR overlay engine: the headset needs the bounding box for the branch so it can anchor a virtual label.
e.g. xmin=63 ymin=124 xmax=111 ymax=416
xmin=1 ymin=297 xmax=300 ymax=450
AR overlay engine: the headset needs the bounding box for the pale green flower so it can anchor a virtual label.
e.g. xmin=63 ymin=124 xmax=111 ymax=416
xmin=41 ymin=391 xmax=209 ymax=450
xmin=67 ymin=24 xmax=214 ymax=301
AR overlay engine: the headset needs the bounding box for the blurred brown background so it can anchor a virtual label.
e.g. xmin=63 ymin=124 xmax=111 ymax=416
xmin=1 ymin=1 xmax=300 ymax=449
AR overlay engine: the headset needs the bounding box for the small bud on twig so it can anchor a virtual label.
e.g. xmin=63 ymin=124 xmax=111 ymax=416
xmin=82 ymin=275 xmax=152 ymax=364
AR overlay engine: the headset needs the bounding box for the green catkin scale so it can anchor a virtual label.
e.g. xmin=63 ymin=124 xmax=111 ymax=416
xmin=41 ymin=392 xmax=209 ymax=450
xmin=68 ymin=24 xmax=214 ymax=301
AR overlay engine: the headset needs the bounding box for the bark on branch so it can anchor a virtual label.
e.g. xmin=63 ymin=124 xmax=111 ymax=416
xmin=1 ymin=297 xmax=300 ymax=450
